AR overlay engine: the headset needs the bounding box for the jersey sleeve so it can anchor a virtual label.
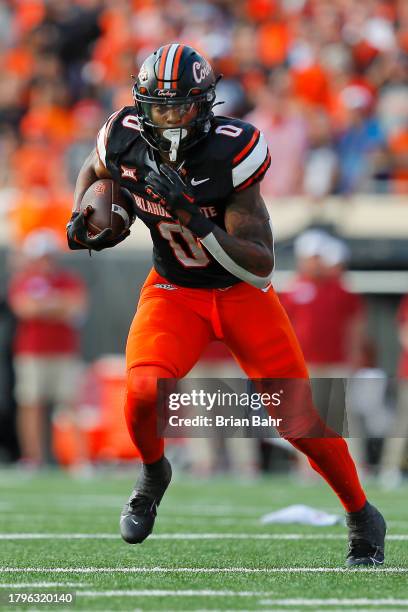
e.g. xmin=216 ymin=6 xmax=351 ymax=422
xmin=95 ymin=109 xmax=124 ymax=168
xmin=231 ymin=127 xmax=271 ymax=191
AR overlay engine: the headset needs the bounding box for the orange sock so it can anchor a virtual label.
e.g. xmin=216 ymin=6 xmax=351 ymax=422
xmin=124 ymin=365 xmax=173 ymax=464
xmin=290 ymin=437 xmax=366 ymax=512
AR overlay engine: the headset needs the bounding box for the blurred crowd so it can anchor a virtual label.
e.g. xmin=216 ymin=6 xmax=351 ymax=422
xmin=0 ymin=0 xmax=407 ymax=242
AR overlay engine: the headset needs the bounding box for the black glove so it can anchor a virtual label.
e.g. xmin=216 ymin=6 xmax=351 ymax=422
xmin=66 ymin=206 xmax=130 ymax=252
xmin=145 ymin=164 xmax=214 ymax=238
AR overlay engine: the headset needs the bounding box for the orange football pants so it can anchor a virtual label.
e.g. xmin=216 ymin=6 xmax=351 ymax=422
xmin=126 ymin=268 xmax=308 ymax=378
xmin=124 ymin=269 xmax=366 ymax=512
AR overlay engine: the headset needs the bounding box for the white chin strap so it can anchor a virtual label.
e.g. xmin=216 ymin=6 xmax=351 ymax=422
xmin=162 ymin=128 xmax=187 ymax=161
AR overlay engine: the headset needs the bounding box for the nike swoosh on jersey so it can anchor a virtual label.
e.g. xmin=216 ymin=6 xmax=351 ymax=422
xmin=191 ymin=177 xmax=210 ymax=186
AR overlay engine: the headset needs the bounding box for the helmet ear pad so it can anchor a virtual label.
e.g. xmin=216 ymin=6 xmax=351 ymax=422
xmin=132 ymin=44 xmax=218 ymax=157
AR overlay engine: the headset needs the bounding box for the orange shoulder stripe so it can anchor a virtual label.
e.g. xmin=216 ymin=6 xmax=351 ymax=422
xmin=233 ymin=129 xmax=260 ymax=165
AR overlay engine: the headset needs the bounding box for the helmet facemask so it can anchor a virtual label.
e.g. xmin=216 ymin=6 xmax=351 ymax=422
xmin=134 ymin=88 xmax=216 ymax=161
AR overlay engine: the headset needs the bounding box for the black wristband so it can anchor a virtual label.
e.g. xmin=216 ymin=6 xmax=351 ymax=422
xmin=187 ymin=214 xmax=215 ymax=238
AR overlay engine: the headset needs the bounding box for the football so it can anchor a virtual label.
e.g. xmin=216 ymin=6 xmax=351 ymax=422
xmin=80 ymin=179 xmax=136 ymax=241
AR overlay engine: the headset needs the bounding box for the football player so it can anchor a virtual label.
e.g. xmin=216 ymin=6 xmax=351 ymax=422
xmin=67 ymin=44 xmax=385 ymax=566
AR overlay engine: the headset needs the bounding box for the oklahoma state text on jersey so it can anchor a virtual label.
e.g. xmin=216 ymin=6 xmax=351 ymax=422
xmin=96 ymin=107 xmax=271 ymax=288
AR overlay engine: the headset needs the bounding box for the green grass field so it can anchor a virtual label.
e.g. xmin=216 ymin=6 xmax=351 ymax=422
xmin=0 ymin=468 xmax=407 ymax=611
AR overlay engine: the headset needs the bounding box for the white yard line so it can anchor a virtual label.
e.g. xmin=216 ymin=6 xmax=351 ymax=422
xmin=0 ymin=567 xmax=406 ymax=574
xmin=0 ymin=582 xmax=87 ymax=588
xmin=80 ymin=589 xmax=272 ymax=597
xmin=259 ymin=600 xmax=408 ymax=607
xmin=0 ymin=532 xmax=407 ymax=541
xmin=0 ymin=534 xmax=116 ymax=540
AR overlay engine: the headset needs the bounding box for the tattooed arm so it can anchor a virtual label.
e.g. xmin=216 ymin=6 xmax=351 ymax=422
xmin=215 ymin=183 xmax=274 ymax=276
xmin=194 ymin=183 xmax=274 ymax=288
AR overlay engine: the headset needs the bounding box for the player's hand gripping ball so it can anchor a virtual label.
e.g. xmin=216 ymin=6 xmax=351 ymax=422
xmin=67 ymin=180 xmax=135 ymax=251
xmin=145 ymin=164 xmax=197 ymax=216
xmin=145 ymin=165 xmax=214 ymax=238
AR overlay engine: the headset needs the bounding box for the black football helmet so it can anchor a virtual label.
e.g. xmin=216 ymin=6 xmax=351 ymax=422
xmin=133 ymin=44 xmax=217 ymax=161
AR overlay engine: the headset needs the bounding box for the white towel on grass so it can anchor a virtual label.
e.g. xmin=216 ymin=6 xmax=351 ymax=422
xmin=260 ymin=504 xmax=342 ymax=526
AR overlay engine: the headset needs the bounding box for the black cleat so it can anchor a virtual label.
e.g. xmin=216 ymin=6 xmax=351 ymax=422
xmin=120 ymin=456 xmax=172 ymax=544
xmin=346 ymin=501 xmax=386 ymax=567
